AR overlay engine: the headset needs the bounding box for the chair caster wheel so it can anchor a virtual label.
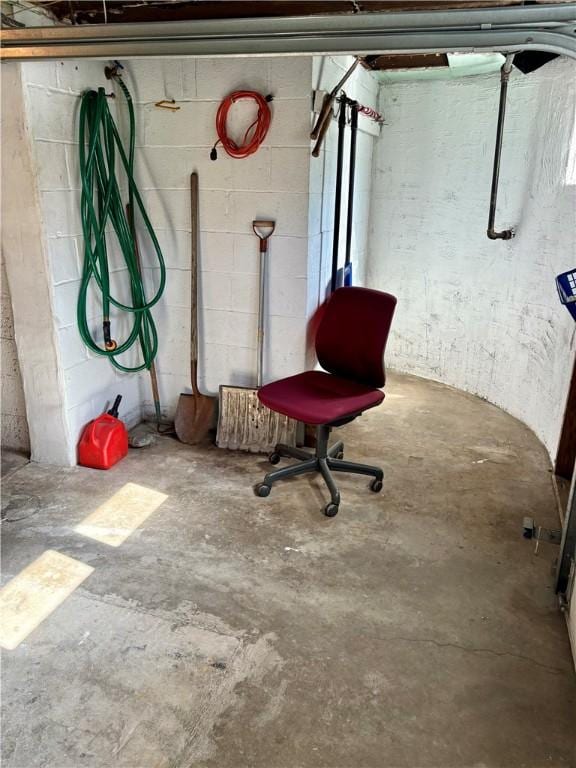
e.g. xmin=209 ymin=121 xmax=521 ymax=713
xmin=370 ymin=478 xmax=383 ymax=493
xmin=324 ymin=503 xmax=339 ymax=517
xmin=268 ymin=452 xmax=281 ymax=465
xmin=336 ymin=451 xmax=344 ymax=460
xmin=256 ymin=484 xmax=271 ymax=498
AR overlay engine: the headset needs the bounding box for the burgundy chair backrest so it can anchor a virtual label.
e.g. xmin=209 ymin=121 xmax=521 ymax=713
xmin=316 ymin=287 xmax=397 ymax=388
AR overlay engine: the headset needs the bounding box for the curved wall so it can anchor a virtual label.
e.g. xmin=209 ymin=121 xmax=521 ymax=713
xmin=367 ymin=58 xmax=576 ymax=459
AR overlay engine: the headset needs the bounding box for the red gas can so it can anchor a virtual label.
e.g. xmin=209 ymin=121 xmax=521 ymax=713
xmin=78 ymin=395 xmax=128 ymax=470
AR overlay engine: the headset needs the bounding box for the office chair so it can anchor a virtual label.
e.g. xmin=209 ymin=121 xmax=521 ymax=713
xmin=255 ymin=287 xmax=397 ymax=517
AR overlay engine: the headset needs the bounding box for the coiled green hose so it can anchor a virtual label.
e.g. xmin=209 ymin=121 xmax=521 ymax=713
xmin=78 ymin=76 xmax=165 ymax=373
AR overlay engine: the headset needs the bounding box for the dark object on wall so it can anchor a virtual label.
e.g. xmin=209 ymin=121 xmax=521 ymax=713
xmin=513 ymin=50 xmax=558 ymax=74
xmin=311 ymin=57 xmax=359 ymax=147
xmin=175 ymin=173 xmax=216 ymax=445
xmin=341 ymin=100 xmax=359 ymax=288
xmin=210 ymin=90 xmax=272 ymax=160
xmin=487 ymin=53 xmax=515 ymax=241
xmin=331 ymin=98 xmax=348 ymax=293
xmin=78 ymin=395 xmax=129 ymax=470
xmin=362 ymin=53 xmax=449 ymax=70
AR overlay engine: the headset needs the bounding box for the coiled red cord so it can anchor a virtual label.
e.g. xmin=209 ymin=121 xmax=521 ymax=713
xmin=211 ymin=90 xmax=272 ymax=160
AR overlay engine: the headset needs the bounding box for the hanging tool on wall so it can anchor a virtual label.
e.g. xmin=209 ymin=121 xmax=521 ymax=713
xmin=217 ymin=221 xmax=297 ymax=453
xmin=210 ymin=90 xmax=273 ymax=161
xmin=311 ymin=57 xmax=359 ymax=151
xmin=330 ymin=97 xmax=348 ymax=294
xmin=175 ymin=172 xmax=216 ymax=444
xmin=487 ymin=53 xmax=515 ymax=241
xmin=78 ymin=61 xmax=166 ymax=373
xmin=338 ymin=99 xmax=359 ymax=288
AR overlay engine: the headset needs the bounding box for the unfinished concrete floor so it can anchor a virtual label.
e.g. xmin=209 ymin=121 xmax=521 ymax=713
xmin=2 ymin=373 xmax=575 ymax=767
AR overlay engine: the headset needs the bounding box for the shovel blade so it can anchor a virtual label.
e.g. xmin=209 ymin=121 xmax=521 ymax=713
xmin=174 ymin=393 xmax=216 ymax=445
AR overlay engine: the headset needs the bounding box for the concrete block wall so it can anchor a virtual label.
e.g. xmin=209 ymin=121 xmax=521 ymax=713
xmin=17 ymin=56 xmax=314 ymax=458
xmin=308 ymin=56 xmax=380 ymax=322
xmin=122 ymin=57 xmax=313 ymax=417
xmin=21 ymin=60 xmax=143 ymax=449
xmin=1 ymin=252 xmax=30 ymax=453
xmin=367 ymin=57 xmax=576 ymax=459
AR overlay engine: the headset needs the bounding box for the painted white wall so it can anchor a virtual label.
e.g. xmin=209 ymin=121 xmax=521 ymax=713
xmin=1 ymin=62 xmax=72 ymax=466
xmin=123 ymin=57 xmax=313 ymax=415
xmin=308 ymin=57 xmax=380 ymax=323
xmin=367 ymin=57 xmax=576 ymax=459
xmin=20 ymin=59 xmax=143 ymax=449
xmin=16 ymin=56 xmax=313 ymax=454
xmin=1 ymin=252 xmax=30 ymax=454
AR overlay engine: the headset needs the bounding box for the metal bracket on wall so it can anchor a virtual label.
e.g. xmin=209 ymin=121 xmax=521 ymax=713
xmin=522 ymin=517 xmax=562 ymax=555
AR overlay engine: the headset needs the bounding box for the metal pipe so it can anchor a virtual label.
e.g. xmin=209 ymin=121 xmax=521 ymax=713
xmin=331 ymin=99 xmax=347 ymax=294
xmin=487 ymin=53 xmax=515 ymax=241
xmin=345 ymin=101 xmax=359 ymax=270
xmin=1 ymin=6 xmax=576 ymax=60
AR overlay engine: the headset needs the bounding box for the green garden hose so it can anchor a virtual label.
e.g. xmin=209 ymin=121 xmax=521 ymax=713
xmin=78 ymin=74 xmax=165 ymax=373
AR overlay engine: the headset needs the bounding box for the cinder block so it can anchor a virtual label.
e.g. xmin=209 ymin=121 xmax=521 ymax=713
xmin=58 ymin=325 xmax=88 ymax=370
xmin=33 ymin=141 xmax=69 ymax=190
xmin=231 ymin=191 xmax=309 ymax=238
xmin=198 ymin=342 xmax=228 ymax=396
xmin=181 ymin=60 xmax=197 ymax=99
xmin=266 ymin=99 xmax=311 ymax=147
xmin=198 ymin=271 xmax=232 ymax=311
xmin=269 ymin=277 xmax=307 ymax=318
xmin=230 ymin=148 xmax=271 ymax=192
xmin=64 ymin=357 xmax=115 ymax=409
xmin=142 ymin=190 xmax=189 ymax=230
xmin=308 ymin=193 xmax=323 ymax=237
xmin=270 ymin=57 xmax=312 ymax=100
xmin=123 ymin=60 xmax=184 ymax=103
xmin=144 ymin=101 xmax=215 ymax=147
xmin=48 ymin=237 xmax=80 ymax=285
xmin=147 ymin=229 xmax=191 ymax=271
xmin=270 ymin=148 xmax=309 ymax=192
xmin=226 ymin=344 xmax=258 ymax=387
xmin=267 ymin=237 xmax=308 ymax=278
xmin=41 ymin=191 xmax=82 ymax=237
xmin=53 ymin=280 xmax=81 ymax=329
xmin=22 ymin=61 xmax=59 ymax=89
xmin=200 ymin=232 xmax=234 ymax=273
xmin=195 ymin=58 xmax=270 ymax=100
xmin=267 ymin=315 xmax=308 ymax=357
xmin=143 ymin=267 xmax=190 ymax=310
xmin=199 ymin=190 xmax=233 ymax=232
xmin=26 ymin=87 xmax=78 ymax=143
xmin=133 ymin=146 xmax=195 ymax=190
xmin=232 ymin=273 xmax=259 ymax=313
xmin=0 ymin=337 xmax=21 ymax=379
xmin=233 ymin=234 xmax=260 ymax=275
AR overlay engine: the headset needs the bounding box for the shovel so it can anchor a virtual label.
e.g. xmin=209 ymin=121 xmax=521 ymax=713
xmin=175 ymin=172 xmax=216 ymax=444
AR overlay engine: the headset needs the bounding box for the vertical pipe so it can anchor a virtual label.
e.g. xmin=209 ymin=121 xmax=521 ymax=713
xmin=345 ymin=101 xmax=359 ymax=269
xmin=331 ymin=98 xmax=347 ymax=293
xmin=487 ymin=53 xmax=515 ymax=240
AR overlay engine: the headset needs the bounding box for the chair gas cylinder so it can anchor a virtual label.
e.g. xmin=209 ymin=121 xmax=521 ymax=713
xmin=78 ymin=395 xmax=128 ymax=470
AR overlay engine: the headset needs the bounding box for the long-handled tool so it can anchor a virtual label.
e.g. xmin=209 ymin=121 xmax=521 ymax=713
xmin=216 ymin=220 xmax=297 ymax=453
xmin=174 ymin=172 xmax=216 ymax=444
xmin=337 ymin=99 xmax=359 ymax=288
xmin=311 ymin=57 xmax=359 ymax=151
xmin=331 ymin=98 xmax=348 ymax=294
xmin=487 ymin=54 xmax=515 ymax=241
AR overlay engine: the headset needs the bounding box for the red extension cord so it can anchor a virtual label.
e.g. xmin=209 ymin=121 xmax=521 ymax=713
xmin=210 ymin=90 xmax=273 ymax=160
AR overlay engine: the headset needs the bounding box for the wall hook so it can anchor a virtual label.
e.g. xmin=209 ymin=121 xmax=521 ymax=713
xmin=155 ymin=99 xmax=180 ymax=111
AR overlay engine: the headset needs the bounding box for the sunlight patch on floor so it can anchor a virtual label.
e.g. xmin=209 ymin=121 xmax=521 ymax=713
xmin=75 ymin=482 xmax=168 ymax=547
xmin=0 ymin=550 xmax=94 ymax=650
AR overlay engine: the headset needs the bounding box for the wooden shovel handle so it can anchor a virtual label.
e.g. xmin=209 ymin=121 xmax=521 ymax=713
xmin=190 ymin=172 xmax=200 ymax=397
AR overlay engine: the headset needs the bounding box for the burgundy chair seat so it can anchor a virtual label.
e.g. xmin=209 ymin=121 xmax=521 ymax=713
xmin=258 ymin=370 xmax=384 ymax=425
